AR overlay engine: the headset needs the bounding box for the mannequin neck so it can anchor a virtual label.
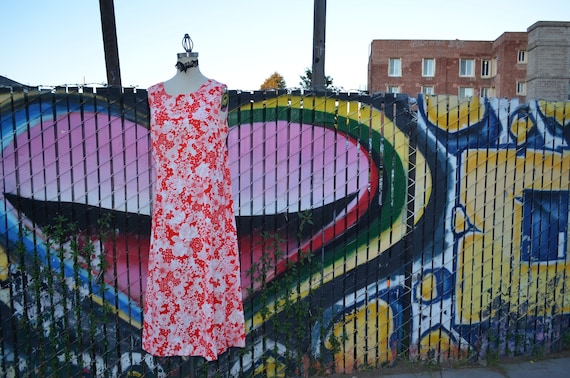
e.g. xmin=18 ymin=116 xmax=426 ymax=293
xmin=163 ymin=56 xmax=209 ymax=95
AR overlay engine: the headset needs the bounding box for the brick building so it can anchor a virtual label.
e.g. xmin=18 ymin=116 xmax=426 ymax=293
xmin=367 ymin=21 xmax=570 ymax=101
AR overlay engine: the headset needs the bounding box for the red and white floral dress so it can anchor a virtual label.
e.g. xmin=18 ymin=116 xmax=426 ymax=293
xmin=143 ymin=79 xmax=245 ymax=360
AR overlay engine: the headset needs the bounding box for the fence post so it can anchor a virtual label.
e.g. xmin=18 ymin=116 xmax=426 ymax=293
xmin=312 ymin=0 xmax=326 ymax=89
xmin=99 ymin=0 xmax=122 ymax=87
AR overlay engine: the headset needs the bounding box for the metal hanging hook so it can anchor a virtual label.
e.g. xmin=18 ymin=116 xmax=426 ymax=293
xmin=182 ymin=34 xmax=193 ymax=53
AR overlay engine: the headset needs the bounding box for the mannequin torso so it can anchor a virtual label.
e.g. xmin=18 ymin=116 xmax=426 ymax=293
xmin=163 ymin=54 xmax=209 ymax=96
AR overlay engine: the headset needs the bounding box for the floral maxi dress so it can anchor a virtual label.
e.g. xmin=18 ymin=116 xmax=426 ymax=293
xmin=143 ymin=79 xmax=245 ymax=360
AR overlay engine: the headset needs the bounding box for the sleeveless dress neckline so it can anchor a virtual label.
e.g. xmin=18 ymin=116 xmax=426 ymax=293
xmin=159 ymin=78 xmax=212 ymax=98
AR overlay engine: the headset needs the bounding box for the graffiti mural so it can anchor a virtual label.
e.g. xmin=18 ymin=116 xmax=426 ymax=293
xmin=0 ymin=86 xmax=568 ymax=377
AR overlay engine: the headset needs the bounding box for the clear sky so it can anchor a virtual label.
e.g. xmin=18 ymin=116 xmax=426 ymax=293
xmin=1 ymin=0 xmax=568 ymax=91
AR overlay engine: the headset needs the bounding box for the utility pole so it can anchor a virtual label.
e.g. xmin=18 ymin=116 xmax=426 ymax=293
xmin=312 ymin=0 xmax=326 ymax=90
xmin=99 ymin=0 xmax=122 ymax=87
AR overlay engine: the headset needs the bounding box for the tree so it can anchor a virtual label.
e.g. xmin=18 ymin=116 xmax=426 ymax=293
xmin=299 ymin=68 xmax=334 ymax=89
xmin=260 ymin=72 xmax=286 ymax=89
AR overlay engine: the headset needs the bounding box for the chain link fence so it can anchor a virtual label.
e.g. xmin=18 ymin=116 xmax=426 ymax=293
xmin=0 ymin=86 xmax=569 ymax=376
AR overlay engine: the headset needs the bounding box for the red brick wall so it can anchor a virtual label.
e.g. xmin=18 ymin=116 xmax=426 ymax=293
xmin=368 ymin=34 xmax=528 ymax=100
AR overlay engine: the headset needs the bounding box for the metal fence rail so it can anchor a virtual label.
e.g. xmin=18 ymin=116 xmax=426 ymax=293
xmin=0 ymin=87 xmax=568 ymax=377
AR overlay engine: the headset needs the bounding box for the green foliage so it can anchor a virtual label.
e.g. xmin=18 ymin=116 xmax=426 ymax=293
xmin=476 ymin=280 xmax=569 ymax=367
xmin=299 ymin=67 xmax=334 ymax=89
xmin=7 ymin=214 xmax=115 ymax=376
xmin=561 ymin=329 xmax=570 ymax=350
xmin=244 ymin=210 xmax=333 ymax=376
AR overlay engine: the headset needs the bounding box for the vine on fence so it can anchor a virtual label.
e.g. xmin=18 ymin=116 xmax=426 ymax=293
xmin=5 ymin=214 xmax=118 ymax=376
xmin=243 ymin=210 xmax=345 ymax=376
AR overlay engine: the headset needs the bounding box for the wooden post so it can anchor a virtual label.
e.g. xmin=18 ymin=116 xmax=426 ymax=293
xmin=99 ymin=0 xmax=122 ymax=87
xmin=312 ymin=0 xmax=326 ymax=90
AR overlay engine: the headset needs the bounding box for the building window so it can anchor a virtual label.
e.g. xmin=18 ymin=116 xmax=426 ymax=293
xmin=516 ymin=81 xmax=526 ymax=95
xmin=387 ymin=86 xmax=400 ymax=94
xmin=422 ymin=86 xmax=435 ymax=95
xmin=388 ymin=58 xmax=401 ymax=77
xmin=459 ymin=59 xmax=475 ymax=77
xmin=518 ymin=50 xmax=527 ymax=63
xmin=422 ymin=58 xmax=435 ymax=77
xmin=492 ymin=57 xmax=498 ymax=76
xmin=459 ymin=87 xmax=474 ymax=98
xmin=481 ymin=60 xmax=490 ymax=77
xmin=480 ymin=87 xmax=495 ymax=97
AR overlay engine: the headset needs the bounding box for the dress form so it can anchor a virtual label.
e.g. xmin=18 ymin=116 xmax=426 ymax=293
xmin=163 ymin=52 xmax=209 ymax=95
xmin=143 ymin=34 xmax=245 ymax=360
